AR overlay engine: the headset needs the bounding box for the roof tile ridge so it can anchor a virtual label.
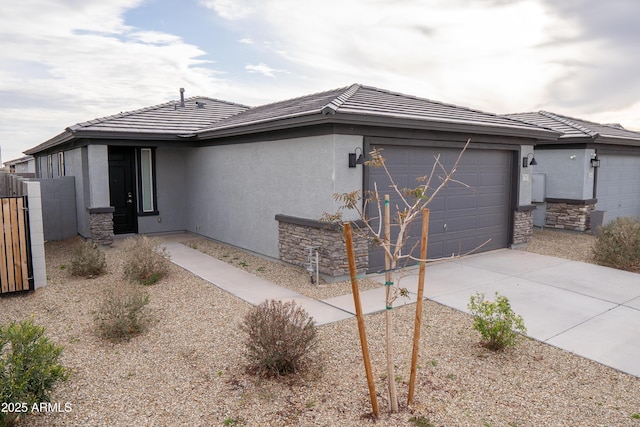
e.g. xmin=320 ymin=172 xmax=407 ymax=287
xmin=184 ymin=96 xmax=252 ymax=109
xmin=539 ymin=111 xmax=598 ymax=137
xmin=321 ymin=83 xmax=361 ymax=115
xmin=498 ymin=112 xmax=560 ymax=132
xmin=241 ymin=85 xmax=353 ymax=112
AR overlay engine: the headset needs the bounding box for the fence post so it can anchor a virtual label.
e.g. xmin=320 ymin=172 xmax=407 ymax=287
xmin=23 ymin=181 xmax=47 ymax=289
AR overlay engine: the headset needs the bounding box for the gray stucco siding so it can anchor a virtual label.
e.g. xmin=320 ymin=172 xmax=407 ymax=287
xmin=137 ymin=148 xmax=188 ymax=233
xmin=531 ymin=148 xmax=595 ymax=200
xmin=64 ymin=148 xmax=90 ymax=237
xmin=184 ymin=134 xmax=363 ymax=258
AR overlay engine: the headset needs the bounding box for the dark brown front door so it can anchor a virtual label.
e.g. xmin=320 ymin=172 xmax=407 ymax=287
xmin=108 ymin=147 xmax=137 ymax=234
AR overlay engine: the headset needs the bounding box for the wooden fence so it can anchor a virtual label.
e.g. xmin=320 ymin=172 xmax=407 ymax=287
xmin=0 ymin=196 xmax=33 ymax=294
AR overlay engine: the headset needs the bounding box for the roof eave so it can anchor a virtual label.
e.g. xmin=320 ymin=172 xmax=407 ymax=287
xmin=196 ymin=111 xmax=560 ymax=141
xmin=24 ymin=129 xmax=197 ymax=155
xmin=24 ymin=130 xmax=74 ymax=155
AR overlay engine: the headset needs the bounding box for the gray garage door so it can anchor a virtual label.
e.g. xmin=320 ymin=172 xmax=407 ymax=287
xmin=367 ymin=145 xmax=512 ymax=272
xmin=596 ymin=153 xmax=640 ymax=223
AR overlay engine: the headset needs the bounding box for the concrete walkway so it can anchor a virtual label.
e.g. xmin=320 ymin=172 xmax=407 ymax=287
xmin=161 ymin=235 xmax=640 ymax=378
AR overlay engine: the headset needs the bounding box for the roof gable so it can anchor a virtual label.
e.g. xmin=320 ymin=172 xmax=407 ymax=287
xmin=25 ymin=96 xmax=250 ymax=155
xmin=197 ymin=83 xmax=556 ymax=139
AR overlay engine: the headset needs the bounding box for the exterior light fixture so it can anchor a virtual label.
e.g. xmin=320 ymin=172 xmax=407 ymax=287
xmin=349 ymin=147 xmax=365 ymax=168
xmin=522 ymin=152 xmax=537 ymax=168
xmin=590 ymin=157 xmax=601 ymax=168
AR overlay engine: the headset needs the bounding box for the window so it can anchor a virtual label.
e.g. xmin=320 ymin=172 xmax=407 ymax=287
xmin=57 ymin=152 xmax=65 ymax=176
xmin=47 ymin=154 xmax=53 ymax=178
xmin=137 ymin=148 xmax=158 ymax=214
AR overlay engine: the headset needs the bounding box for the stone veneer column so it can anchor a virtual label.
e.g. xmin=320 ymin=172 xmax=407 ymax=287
xmin=513 ymin=206 xmax=534 ymax=245
xmin=88 ymin=207 xmax=115 ymax=246
xmin=275 ymin=214 xmax=368 ymax=277
xmin=545 ymin=198 xmax=597 ymax=232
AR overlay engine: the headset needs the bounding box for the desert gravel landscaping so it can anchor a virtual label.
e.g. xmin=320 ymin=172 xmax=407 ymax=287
xmin=2 ymin=229 xmax=640 ymax=426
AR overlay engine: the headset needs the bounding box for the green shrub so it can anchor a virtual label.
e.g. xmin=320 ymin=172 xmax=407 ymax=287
xmin=122 ymin=236 xmax=170 ymax=285
xmin=240 ymin=300 xmax=318 ymax=375
xmin=593 ymin=217 xmax=640 ymax=273
xmin=94 ymin=284 xmax=150 ymax=342
xmin=70 ymin=239 xmax=107 ymax=278
xmin=0 ymin=319 xmax=68 ymax=427
xmin=468 ymin=292 xmax=526 ymax=351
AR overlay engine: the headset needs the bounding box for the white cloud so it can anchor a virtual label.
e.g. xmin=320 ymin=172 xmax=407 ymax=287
xmin=211 ymin=0 xmax=637 ymax=120
xmin=245 ymin=63 xmax=287 ymax=78
xmin=238 ymin=37 xmax=254 ymax=44
xmin=198 ymin=0 xmax=256 ymax=20
xmin=0 ymin=0 xmax=231 ymax=161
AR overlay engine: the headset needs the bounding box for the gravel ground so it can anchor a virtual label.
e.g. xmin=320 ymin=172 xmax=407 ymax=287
xmin=2 ymin=231 xmax=640 ymax=427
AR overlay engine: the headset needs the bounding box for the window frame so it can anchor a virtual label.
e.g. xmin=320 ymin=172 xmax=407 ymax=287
xmin=47 ymin=154 xmax=53 ymax=178
xmin=136 ymin=147 xmax=159 ymax=216
xmin=57 ymin=152 xmax=65 ymax=176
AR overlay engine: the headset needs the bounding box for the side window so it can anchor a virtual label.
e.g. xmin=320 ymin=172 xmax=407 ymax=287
xmin=137 ymin=148 xmax=157 ymax=214
xmin=57 ymin=152 xmax=65 ymax=176
xmin=47 ymin=154 xmax=53 ymax=178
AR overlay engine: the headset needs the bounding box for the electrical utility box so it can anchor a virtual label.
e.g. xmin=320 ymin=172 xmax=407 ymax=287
xmin=532 ymin=173 xmax=546 ymax=203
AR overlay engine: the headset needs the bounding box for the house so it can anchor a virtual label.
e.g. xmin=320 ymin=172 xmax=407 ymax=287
xmin=25 ymin=84 xmax=559 ymax=276
xmin=3 ymin=155 xmax=36 ymax=175
xmin=25 ymin=92 xmax=250 ymax=245
xmin=505 ymin=111 xmax=640 ymax=231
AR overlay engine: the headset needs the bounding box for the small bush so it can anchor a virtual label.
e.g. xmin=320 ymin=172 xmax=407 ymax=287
xmin=122 ymin=236 xmax=170 ymax=285
xmin=240 ymin=300 xmax=318 ymax=375
xmin=468 ymin=292 xmax=526 ymax=351
xmin=593 ymin=217 xmax=640 ymax=273
xmin=0 ymin=319 xmax=68 ymax=427
xmin=94 ymin=284 xmax=150 ymax=341
xmin=70 ymin=239 xmax=107 ymax=278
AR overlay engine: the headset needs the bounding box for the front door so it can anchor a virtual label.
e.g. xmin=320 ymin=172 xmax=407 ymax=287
xmin=108 ymin=146 xmax=137 ymax=234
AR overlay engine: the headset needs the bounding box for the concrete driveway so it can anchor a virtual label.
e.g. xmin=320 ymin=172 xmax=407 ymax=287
xmin=360 ymin=250 xmax=640 ymax=378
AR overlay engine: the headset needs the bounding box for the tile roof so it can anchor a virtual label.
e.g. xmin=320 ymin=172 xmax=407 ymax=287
xmin=25 ymin=96 xmax=250 ymax=154
xmin=504 ymin=111 xmax=640 ymax=143
xmin=69 ymin=97 xmax=249 ymax=134
xmin=199 ymin=84 xmax=556 ymax=138
xmin=26 ymin=84 xmax=561 ymax=156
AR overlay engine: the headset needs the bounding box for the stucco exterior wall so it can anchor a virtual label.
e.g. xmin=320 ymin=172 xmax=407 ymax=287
xmin=87 ymin=145 xmax=110 ymax=207
xmin=184 ymin=134 xmax=363 ymax=258
xmin=518 ymin=145 xmax=535 ymax=206
xmin=137 ymin=148 xmax=188 ymax=233
xmin=533 ymin=148 xmax=595 ymax=200
xmin=530 ymin=148 xmax=596 ymax=229
xmin=64 ymin=148 xmax=90 ymax=237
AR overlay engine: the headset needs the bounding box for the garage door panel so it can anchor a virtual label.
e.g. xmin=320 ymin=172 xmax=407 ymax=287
xmin=367 ymin=144 xmax=512 ymax=271
xmin=446 ymin=193 xmax=477 ymax=210
xmin=596 ymin=154 xmax=640 ymax=222
xmin=477 ymin=192 xmax=506 ymax=207
xmin=479 ymin=172 xmax=508 ymax=186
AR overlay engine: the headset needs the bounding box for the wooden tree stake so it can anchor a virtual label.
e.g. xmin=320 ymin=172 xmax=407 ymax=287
xmin=343 ymin=222 xmax=379 ymax=418
xmin=408 ymin=208 xmax=430 ymax=406
xmin=383 ymin=194 xmax=399 ymax=412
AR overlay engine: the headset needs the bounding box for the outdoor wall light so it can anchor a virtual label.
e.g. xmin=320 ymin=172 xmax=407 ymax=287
xmin=349 ymin=147 xmax=365 ymax=168
xmin=522 ymin=153 xmax=537 ymax=168
xmin=591 ymin=157 xmax=601 ymax=168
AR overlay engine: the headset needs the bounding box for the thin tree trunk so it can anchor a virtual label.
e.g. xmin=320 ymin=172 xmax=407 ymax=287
xmin=384 ymin=194 xmax=399 ymax=412
xmin=408 ymin=208 xmax=430 ymax=405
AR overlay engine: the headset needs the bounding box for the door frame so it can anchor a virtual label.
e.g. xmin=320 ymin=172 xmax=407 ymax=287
xmin=108 ymin=146 xmax=138 ymax=234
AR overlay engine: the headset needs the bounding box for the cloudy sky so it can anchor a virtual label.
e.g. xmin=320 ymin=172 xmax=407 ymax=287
xmin=2 ymin=0 xmax=639 ymax=163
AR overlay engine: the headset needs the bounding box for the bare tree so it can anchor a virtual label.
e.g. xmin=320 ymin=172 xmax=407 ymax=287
xmin=324 ymin=139 xmax=472 ymax=413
